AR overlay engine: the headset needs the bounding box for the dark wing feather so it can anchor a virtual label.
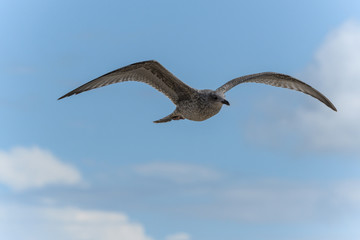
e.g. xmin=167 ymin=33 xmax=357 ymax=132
xmin=58 ymin=60 xmax=195 ymax=104
xmin=216 ymin=72 xmax=337 ymax=111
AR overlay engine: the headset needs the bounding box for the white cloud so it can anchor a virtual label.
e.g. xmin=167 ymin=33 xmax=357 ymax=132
xmin=165 ymin=232 xmax=191 ymax=240
xmin=1 ymin=180 xmax=359 ymax=240
xmin=134 ymin=162 xmax=221 ymax=184
xmin=245 ymin=20 xmax=360 ymax=152
xmin=0 ymin=146 xmax=82 ymax=190
xmin=297 ymin=20 xmax=360 ymax=151
xmin=0 ymin=205 xmax=153 ymax=240
xmin=44 ymin=208 xmax=152 ymax=240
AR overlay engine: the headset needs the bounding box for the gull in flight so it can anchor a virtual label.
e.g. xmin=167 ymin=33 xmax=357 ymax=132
xmin=59 ymin=60 xmax=337 ymax=123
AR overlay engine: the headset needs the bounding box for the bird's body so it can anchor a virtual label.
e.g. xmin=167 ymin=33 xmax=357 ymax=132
xmin=59 ymin=60 xmax=336 ymax=123
xmin=175 ymin=90 xmax=225 ymax=121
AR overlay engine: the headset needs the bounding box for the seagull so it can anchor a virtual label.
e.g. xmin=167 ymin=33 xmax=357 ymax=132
xmin=58 ymin=60 xmax=337 ymax=123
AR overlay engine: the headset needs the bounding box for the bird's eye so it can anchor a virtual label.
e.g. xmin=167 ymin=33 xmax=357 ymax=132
xmin=212 ymin=95 xmax=218 ymax=100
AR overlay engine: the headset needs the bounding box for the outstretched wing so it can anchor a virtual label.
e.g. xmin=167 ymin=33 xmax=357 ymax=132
xmin=216 ymin=72 xmax=337 ymax=111
xmin=58 ymin=60 xmax=195 ymax=104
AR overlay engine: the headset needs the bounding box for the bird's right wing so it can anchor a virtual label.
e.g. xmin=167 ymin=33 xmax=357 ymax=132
xmin=216 ymin=72 xmax=337 ymax=111
xmin=58 ymin=60 xmax=196 ymax=104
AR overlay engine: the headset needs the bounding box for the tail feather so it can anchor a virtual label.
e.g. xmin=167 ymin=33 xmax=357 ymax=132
xmin=153 ymin=114 xmax=174 ymax=123
xmin=153 ymin=109 xmax=184 ymax=123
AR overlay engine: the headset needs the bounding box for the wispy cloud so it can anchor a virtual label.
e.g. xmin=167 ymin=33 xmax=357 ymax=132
xmin=123 ymin=164 xmax=360 ymax=224
xmin=133 ymin=162 xmax=221 ymax=184
xmin=181 ymin=179 xmax=360 ymax=224
xmin=0 ymin=146 xmax=82 ymax=191
xmin=165 ymin=232 xmax=191 ymax=240
xmin=211 ymin=182 xmax=324 ymax=222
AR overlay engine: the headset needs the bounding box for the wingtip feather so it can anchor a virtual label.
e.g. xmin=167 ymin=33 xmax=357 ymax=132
xmin=58 ymin=94 xmax=69 ymax=100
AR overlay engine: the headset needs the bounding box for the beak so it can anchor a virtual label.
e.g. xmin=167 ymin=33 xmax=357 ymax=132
xmin=221 ymin=99 xmax=230 ymax=106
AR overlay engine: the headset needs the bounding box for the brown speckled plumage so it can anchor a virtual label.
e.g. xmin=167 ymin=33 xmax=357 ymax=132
xmin=59 ymin=60 xmax=337 ymax=123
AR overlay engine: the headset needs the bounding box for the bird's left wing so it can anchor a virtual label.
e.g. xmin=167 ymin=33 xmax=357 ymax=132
xmin=216 ymin=72 xmax=337 ymax=111
xmin=58 ymin=60 xmax=195 ymax=104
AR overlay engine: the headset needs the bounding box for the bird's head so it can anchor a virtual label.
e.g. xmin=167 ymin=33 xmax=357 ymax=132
xmin=205 ymin=90 xmax=230 ymax=106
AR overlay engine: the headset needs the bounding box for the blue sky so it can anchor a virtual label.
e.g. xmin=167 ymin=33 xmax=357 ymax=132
xmin=1 ymin=0 xmax=360 ymax=240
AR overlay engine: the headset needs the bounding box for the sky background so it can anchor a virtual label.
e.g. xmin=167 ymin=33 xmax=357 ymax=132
xmin=1 ymin=0 xmax=360 ymax=240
